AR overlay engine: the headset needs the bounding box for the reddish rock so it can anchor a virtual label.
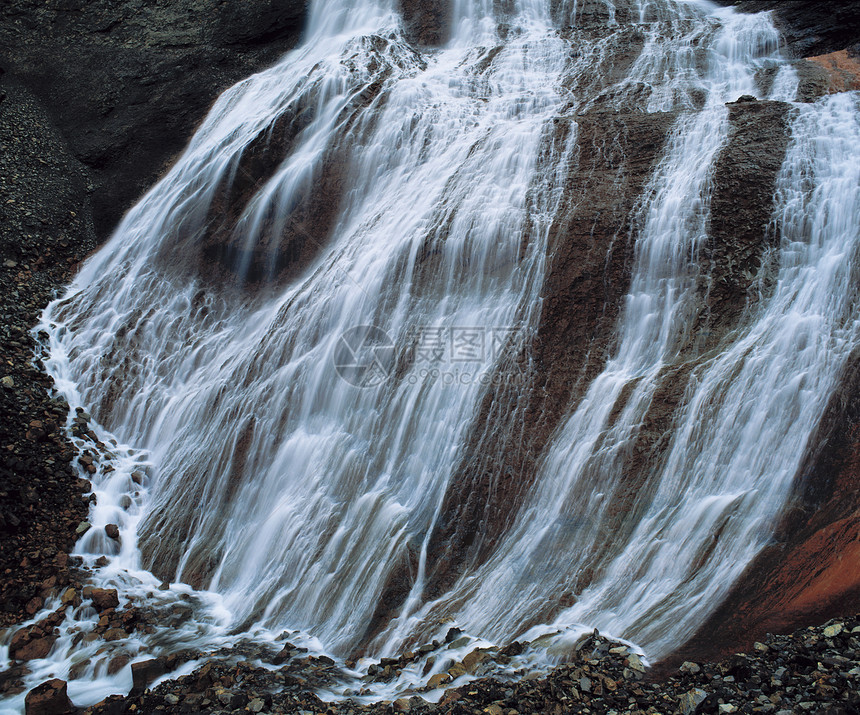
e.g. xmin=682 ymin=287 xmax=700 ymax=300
xmin=24 ymin=678 xmax=73 ymax=715
xmin=104 ymin=524 xmax=120 ymax=540
xmin=9 ymin=627 xmax=57 ymax=661
xmin=806 ymin=49 xmax=860 ymax=93
xmin=89 ymin=588 xmax=119 ymax=611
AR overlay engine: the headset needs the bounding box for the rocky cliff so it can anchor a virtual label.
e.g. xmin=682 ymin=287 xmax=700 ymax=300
xmin=2 ymin=0 xmax=860 ymax=683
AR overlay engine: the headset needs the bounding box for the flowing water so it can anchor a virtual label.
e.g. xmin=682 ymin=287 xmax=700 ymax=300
xmin=2 ymin=0 xmax=860 ymax=710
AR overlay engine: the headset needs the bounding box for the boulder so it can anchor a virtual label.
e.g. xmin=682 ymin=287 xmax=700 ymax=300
xmin=89 ymin=588 xmax=119 ymax=611
xmin=130 ymin=659 xmax=167 ymax=694
xmin=24 ymin=678 xmax=73 ymax=715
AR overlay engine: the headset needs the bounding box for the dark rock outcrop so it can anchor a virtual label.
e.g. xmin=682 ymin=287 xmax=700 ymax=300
xmin=0 ymin=0 xmax=308 ymax=237
xmin=715 ymin=0 xmax=860 ymax=59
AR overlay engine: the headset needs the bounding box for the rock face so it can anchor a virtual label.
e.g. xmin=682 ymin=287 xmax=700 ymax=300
xmin=714 ymin=1 xmax=860 ymax=58
xmin=421 ymin=108 xmax=679 ymax=606
xmin=0 ymin=0 xmax=308 ymax=237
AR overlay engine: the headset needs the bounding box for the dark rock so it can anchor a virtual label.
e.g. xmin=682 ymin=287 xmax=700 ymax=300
xmin=0 ymin=0 xmax=309 ymax=238
xmin=130 ymin=658 xmax=167 ymax=694
xmin=713 ymin=1 xmax=860 ymax=58
xmin=24 ymin=678 xmax=73 ymax=715
xmin=104 ymin=523 xmax=119 ymax=540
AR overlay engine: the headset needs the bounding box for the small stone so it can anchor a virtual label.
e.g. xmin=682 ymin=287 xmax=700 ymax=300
xmin=104 ymin=524 xmax=120 ymax=540
xmin=579 ymin=676 xmax=592 ymax=692
xmin=823 ymin=623 xmax=843 ymax=638
xmin=1 ymin=376 xmax=14 ymax=388
xmin=609 ymin=646 xmax=628 ymax=655
xmin=393 ymin=698 xmax=412 ymax=712
xmin=719 ymin=705 xmax=738 ymax=714
xmin=75 ymin=521 xmax=91 ymax=535
xmin=3 ymin=259 xmax=17 ymax=268
xmin=680 ymin=661 xmax=701 ymax=674
xmin=678 ymin=688 xmax=708 ymax=715
xmin=164 ymin=694 xmax=179 ymax=705
xmin=627 ymin=653 xmax=646 ymax=672
xmin=60 ymin=588 xmax=77 ymax=606
xmin=484 ymin=706 xmax=503 ymax=715
xmin=248 ymin=697 xmax=265 ymax=712
xmin=753 ymin=641 xmax=769 ymax=652
xmin=24 ymin=678 xmax=73 ymax=715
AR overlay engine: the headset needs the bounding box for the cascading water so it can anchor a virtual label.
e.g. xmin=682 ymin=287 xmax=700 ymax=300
xmin=2 ymin=0 xmax=859 ymax=710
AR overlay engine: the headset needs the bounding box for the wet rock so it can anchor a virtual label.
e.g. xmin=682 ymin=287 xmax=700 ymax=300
xmin=104 ymin=523 xmax=119 ymax=540
xmin=714 ymin=1 xmax=860 ymax=58
xmin=89 ymin=588 xmax=119 ymax=611
xmin=24 ymin=679 xmax=73 ymax=715
xmin=130 ymin=658 xmax=167 ymax=694
xmin=9 ymin=625 xmax=57 ymax=661
xmin=428 ymin=672 xmax=449 ymax=688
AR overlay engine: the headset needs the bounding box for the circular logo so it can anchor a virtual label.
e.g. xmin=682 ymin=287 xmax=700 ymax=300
xmin=333 ymin=325 xmax=396 ymax=388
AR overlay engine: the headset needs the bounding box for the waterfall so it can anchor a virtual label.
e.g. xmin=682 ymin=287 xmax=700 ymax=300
xmin=2 ymin=0 xmax=859 ymax=708
xmin=437 ymin=91 xmax=860 ymax=660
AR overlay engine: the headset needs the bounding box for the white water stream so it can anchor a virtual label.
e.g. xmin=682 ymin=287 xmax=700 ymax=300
xmin=2 ymin=0 xmax=859 ymax=710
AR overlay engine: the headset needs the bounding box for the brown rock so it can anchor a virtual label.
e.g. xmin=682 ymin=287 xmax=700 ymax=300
xmin=130 ymin=659 xmax=167 ymax=694
xmin=25 ymin=597 xmax=44 ymax=616
xmin=89 ymin=588 xmax=119 ymax=611
xmin=102 ymin=627 xmax=127 ymax=641
xmin=9 ymin=628 xmax=57 ymax=661
xmin=24 ymin=678 xmax=73 ymax=715
xmin=427 ymin=672 xmax=449 ymax=688
xmin=107 ymin=654 xmax=130 ymax=675
xmin=462 ymin=648 xmax=488 ymax=672
xmin=104 ymin=524 xmax=120 ymax=540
